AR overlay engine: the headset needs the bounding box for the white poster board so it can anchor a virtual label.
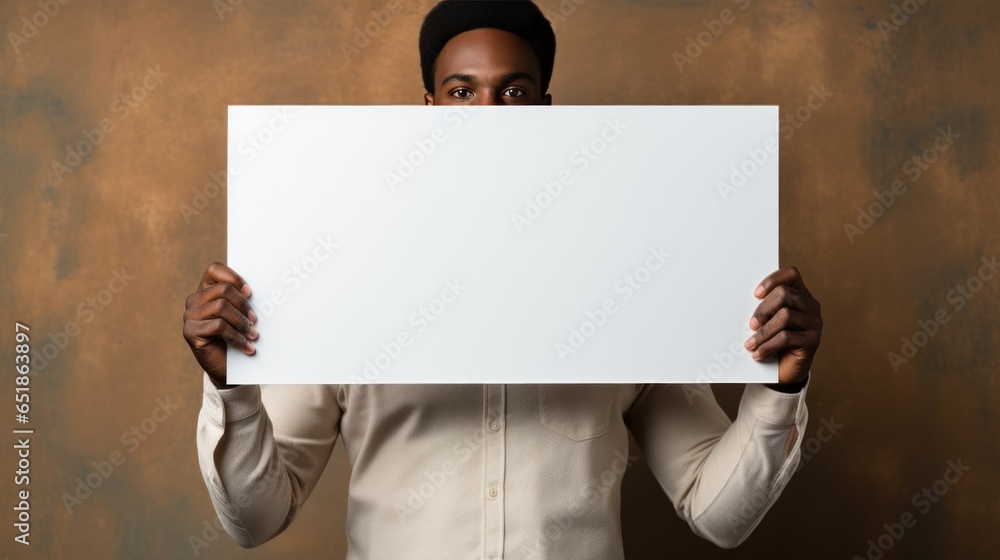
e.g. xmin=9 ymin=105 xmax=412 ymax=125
xmin=227 ymin=105 xmax=778 ymax=384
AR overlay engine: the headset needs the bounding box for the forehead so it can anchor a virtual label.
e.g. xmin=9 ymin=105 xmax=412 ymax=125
xmin=435 ymin=28 xmax=540 ymax=78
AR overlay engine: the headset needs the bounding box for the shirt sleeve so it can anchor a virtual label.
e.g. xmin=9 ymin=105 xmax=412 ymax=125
xmin=625 ymin=375 xmax=809 ymax=548
xmin=195 ymin=372 xmax=342 ymax=548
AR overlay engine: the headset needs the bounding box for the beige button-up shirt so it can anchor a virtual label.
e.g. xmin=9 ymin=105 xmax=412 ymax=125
xmin=196 ymin=374 xmax=808 ymax=559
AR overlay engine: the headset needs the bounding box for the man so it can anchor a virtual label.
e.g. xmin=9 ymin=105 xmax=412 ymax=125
xmin=185 ymin=1 xmax=823 ymax=558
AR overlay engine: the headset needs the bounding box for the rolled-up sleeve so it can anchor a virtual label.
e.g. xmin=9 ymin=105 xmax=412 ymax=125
xmin=625 ymin=376 xmax=809 ymax=548
xmin=196 ymin=373 xmax=341 ymax=548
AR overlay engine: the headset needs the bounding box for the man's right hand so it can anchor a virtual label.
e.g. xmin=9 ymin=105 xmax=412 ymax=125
xmin=183 ymin=262 xmax=258 ymax=386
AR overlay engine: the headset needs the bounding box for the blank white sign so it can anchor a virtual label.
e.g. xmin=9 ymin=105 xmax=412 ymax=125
xmin=227 ymin=105 xmax=778 ymax=384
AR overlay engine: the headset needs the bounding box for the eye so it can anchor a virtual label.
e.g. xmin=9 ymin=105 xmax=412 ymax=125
xmin=450 ymin=88 xmax=474 ymax=99
xmin=504 ymin=87 xmax=527 ymax=98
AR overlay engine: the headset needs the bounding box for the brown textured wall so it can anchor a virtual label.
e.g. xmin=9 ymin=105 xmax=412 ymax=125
xmin=0 ymin=0 xmax=996 ymax=558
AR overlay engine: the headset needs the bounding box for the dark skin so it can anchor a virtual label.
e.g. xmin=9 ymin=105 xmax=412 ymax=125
xmin=424 ymin=28 xmax=552 ymax=106
xmin=183 ymin=27 xmax=822 ymax=388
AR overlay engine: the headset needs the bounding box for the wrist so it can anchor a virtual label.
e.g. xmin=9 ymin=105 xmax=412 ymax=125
xmin=207 ymin=372 xmax=240 ymax=390
xmin=764 ymin=373 xmax=809 ymax=393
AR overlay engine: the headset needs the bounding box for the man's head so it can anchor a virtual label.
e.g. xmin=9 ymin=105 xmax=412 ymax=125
xmin=419 ymin=0 xmax=556 ymax=106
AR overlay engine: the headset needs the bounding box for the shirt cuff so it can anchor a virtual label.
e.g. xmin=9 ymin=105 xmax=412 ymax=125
xmin=743 ymin=375 xmax=809 ymax=427
xmin=201 ymin=371 xmax=263 ymax=426
xmin=764 ymin=372 xmax=810 ymax=394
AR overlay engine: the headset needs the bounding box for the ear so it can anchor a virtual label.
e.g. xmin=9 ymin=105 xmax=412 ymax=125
xmin=424 ymin=92 xmax=435 ymax=105
xmin=542 ymin=93 xmax=552 ymax=106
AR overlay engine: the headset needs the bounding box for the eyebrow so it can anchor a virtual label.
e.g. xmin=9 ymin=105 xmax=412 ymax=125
xmin=440 ymin=71 xmax=537 ymax=88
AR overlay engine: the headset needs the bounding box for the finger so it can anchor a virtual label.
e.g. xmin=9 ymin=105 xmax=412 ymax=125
xmin=185 ymin=282 xmax=256 ymax=324
xmin=754 ymin=266 xmax=811 ymax=299
xmin=199 ymin=261 xmax=251 ymax=298
xmin=185 ymin=298 xmax=258 ymax=341
xmin=749 ymin=284 xmax=821 ymax=330
xmin=749 ymin=285 xmax=793 ymax=330
xmin=745 ymin=308 xmax=819 ymax=351
xmin=185 ymin=317 xmax=256 ymax=355
xmin=752 ymin=330 xmax=816 ymax=361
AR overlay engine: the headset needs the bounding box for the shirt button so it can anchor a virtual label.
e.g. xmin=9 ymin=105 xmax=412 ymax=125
xmin=490 ymin=421 xmax=501 ymax=431
xmin=488 ymin=488 xmax=498 ymax=498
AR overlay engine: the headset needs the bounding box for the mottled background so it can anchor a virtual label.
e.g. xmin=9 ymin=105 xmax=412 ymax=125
xmin=0 ymin=0 xmax=997 ymax=558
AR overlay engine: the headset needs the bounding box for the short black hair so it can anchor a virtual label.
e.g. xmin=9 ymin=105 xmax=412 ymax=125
xmin=419 ymin=0 xmax=557 ymax=95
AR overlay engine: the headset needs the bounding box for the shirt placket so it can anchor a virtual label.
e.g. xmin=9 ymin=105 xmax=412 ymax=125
xmin=482 ymin=383 xmax=507 ymax=559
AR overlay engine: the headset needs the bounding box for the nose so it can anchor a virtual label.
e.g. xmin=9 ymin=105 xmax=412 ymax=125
xmin=472 ymin=89 xmax=505 ymax=106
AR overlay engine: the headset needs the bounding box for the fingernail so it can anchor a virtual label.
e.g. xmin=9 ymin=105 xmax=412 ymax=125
xmin=242 ymin=284 xmax=252 ymax=297
xmin=754 ymin=286 xmax=764 ymax=298
xmin=749 ymin=317 xmax=760 ymax=330
xmin=246 ymin=341 xmax=256 ymax=354
xmin=248 ymin=309 xmax=257 ymax=324
xmin=248 ymin=326 xmax=258 ymax=340
xmin=744 ymin=338 xmax=756 ymax=350
xmin=752 ymin=350 xmax=761 ymax=360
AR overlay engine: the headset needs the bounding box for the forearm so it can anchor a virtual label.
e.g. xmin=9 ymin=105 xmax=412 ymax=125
xmin=196 ymin=374 xmax=298 ymax=548
xmin=683 ymin=382 xmax=809 ymax=547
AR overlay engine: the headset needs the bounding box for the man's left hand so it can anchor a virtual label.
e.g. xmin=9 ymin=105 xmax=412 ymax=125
xmin=745 ymin=266 xmax=823 ymax=385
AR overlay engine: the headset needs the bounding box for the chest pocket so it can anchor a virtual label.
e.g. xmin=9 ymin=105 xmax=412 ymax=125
xmin=538 ymin=384 xmax=618 ymax=441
